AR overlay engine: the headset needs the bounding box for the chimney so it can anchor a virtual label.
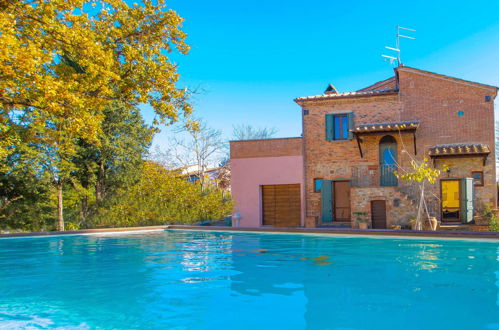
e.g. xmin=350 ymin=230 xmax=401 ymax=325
xmin=324 ymin=84 xmax=338 ymax=95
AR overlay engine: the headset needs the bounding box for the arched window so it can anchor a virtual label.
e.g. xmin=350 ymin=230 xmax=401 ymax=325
xmin=379 ymin=135 xmax=398 ymax=186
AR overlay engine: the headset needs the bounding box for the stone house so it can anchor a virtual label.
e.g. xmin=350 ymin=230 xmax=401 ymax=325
xmin=230 ymin=66 xmax=497 ymax=229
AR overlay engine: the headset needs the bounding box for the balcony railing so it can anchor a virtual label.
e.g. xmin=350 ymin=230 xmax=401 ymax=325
xmin=380 ymin=165 xmax=398 ymax=187
xmin=351 ymin=165 xmax=378 ymax=187
xmin=351 ymin=165 xmax=398 ymax=187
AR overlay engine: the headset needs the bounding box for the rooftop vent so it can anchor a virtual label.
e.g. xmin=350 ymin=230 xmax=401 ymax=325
xmin=324 ymin=84 xmax=338 ymax=95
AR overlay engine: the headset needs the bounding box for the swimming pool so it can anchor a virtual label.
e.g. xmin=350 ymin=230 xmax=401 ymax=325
xmin=0 ymin=230 xmax=498 ymax=329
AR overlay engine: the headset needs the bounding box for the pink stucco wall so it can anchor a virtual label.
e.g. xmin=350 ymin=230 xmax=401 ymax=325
xmin=231 ymin=155 xmax=304 ymax=228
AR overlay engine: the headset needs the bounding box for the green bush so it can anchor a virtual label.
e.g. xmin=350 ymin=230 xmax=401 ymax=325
xmin=483 ymin=205 xmax=499 ymax=232
xmin=89 ymin=161 xmax=233 ymax=228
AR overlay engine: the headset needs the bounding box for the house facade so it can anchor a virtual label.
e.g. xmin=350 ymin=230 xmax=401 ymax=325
xmin=230 ymin=66 xmax=497 ymax=229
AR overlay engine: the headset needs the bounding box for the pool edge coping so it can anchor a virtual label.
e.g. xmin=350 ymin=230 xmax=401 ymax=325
xmin=165 ymin=226 xmax=499 ymax=240
xmin=1 ymin=225 xmax=498 ymax=240
xmin=0 ymin=226 xmax=168 ymax=238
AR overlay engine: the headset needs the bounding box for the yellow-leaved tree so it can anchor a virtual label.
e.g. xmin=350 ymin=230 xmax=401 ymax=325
xmin=1 ymin=0 xmax=192 ymax=230
xmin=395 ymin=158 xmax=446 ymax=230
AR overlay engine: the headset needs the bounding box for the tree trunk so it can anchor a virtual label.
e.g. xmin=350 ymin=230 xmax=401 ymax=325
xmin=57 ymin=180 xmax=64 ymax=231
xmin=96 ymin=161 xmax=105 ymax=202
xmin=80 ymin=195 xmax=88 ymax=219
xmin=416 ymin=183 xmax=425 ymax=230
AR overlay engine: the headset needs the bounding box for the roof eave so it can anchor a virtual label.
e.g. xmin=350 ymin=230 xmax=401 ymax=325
xmin=294 ymin=90 xmax=399 ymax=104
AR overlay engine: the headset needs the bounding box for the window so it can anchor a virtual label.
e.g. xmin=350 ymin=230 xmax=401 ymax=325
xmin=325 ymin=112 xmax=353 ymax=141
xmin=471 ymin=171 xmax=484 ymax=186
xmin=334 ymin=114 xmax=349 ymax=140
xmin=457 ymin=111 xmax=464 ymax=117
xmin=314 ymin=178 xmax=323 ymax=192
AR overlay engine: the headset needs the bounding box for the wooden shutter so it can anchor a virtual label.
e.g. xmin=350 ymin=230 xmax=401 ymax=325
xmin=325 ymin=114 xmax=334 ymax=141
xmin=347 ymin=112 xmax=354 ymax=139
xmin=460 ymin=178 xmax=474 ymax=223
xmin=321 ymin=180 xmax=333 ymax=223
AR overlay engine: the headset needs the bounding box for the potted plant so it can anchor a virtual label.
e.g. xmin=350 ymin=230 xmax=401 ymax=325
xmin=353 ymin=211 xmax=369 ymax=229
xmin=482 ymin=204 xmax=498 ymax=232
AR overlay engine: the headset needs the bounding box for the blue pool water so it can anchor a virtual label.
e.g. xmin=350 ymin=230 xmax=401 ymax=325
xmin=0 ymin=230 xmax=498 ymax=329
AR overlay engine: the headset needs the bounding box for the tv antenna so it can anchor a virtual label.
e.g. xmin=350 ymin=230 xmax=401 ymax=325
xmin=381 ymin=25 xmax=416 ymax=66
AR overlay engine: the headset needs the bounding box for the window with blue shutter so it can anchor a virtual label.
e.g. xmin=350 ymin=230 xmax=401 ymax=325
xmin=325 ymin=112 xmax=354 ymax=141
xmin=314 ymin=178 xmax=323 ymax=192
xmin=325 ymin=114 xmax=334 ymax=141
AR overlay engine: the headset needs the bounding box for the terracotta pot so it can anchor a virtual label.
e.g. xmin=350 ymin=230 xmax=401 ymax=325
xmin=358 ymin=222 xmax=368 ymax=230
xmin=474 ymin=216 xmax=488 ymax=226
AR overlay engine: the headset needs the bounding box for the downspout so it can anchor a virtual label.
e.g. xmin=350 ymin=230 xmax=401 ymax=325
xmin=301 ymin=104 xmax=308 ymax=227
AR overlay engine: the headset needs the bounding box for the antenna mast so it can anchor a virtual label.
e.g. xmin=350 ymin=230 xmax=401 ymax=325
xmin=382 ymin=25 xmax=416 ymax=67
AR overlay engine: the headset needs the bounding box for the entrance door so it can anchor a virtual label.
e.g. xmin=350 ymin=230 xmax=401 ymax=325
xmin=441 ymin=180 xmax=460 ymax=222
xmin=262 ymin=184 xmax=301 ymax=227
xmin=379 ymin=136 xmax=398 ymax=186
xmin=371 ymin=200 xmax=387 ymax=229
xmin=334 ymin=181 xmax=351 ymax=222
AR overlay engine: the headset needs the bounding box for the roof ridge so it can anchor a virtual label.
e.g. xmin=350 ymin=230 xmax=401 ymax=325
xmin=397 ymin=66 xmax=498 ymax=90
xmin=357 ymin=76 xmax=396 ymax=92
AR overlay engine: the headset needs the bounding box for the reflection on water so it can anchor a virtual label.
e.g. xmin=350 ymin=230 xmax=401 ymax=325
xmin=0 ymin=230 xmax=498 ymax=329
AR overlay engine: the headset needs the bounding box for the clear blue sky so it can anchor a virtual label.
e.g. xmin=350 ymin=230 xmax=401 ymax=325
xmin=142 ymin=0 xmax=499 ymax=149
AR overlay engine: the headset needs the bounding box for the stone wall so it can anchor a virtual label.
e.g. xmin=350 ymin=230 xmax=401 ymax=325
xmin=433 ymin=157 xmax=495 ymax=213
xmin=351 ymin=187 xmax=418 ymax=228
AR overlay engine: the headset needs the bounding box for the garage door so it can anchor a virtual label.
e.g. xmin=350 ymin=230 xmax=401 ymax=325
xmin=262 ymin=184 xmax=301 ymax=227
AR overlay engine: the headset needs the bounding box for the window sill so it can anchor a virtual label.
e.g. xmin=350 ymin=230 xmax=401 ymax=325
xmin=327 ymin=139 xmax=352 ymax=142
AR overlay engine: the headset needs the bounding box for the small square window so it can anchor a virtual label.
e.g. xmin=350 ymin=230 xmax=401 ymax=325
xmin=457 ymin=111 xmax=464 ymax=117
xmin=314 ymin=178 xmax=323 ymax=192
xmin=303 ymin=109 xmax=309 ymax=115
xmin=471 ymin=171 xmax=484 ymax=186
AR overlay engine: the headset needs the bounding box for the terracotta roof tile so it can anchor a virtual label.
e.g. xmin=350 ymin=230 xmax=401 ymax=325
xmin=350 ymin=121 xmax=419 ymax=133
xmin=294 ymin=88 xmax=398 ymax=102
xmin=428 ymin=143 xmax=490 ymax=156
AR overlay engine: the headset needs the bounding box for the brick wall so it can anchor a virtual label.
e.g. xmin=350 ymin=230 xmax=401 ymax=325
xmin=230 ymin=137 xmax=302 ymax=159
xmin=297 ymin=67 xmax=497 ymax=225
xmin=299 ymin=94 xmax=415 ymax=220
xmin=398 ymin=67 xmax=497 ymax=209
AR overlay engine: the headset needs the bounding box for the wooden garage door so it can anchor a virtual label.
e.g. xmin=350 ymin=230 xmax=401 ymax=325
xmin=262 ymin=184 xmax=301 ymax=227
